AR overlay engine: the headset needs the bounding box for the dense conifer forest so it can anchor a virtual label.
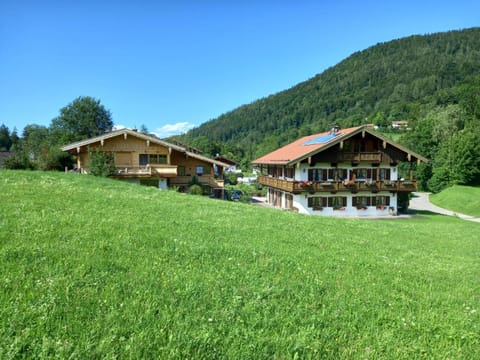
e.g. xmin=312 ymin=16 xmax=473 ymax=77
xmin=179 ymin=28 xmax=480 ymax=191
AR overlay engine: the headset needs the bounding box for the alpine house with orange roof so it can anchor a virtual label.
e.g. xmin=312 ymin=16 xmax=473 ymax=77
xmin=252 ymin=125 xmax=427 ymax=217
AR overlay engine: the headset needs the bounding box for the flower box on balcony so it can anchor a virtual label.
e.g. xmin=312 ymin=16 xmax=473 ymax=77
xmin=320 ymin=182 xmax=334 ymax=187
xmin=333 ymin=206 xmax=346 ymax=211
xmin=298 ymin=180 xmax=314 ymax=193
xmin=313 ymin=206 xmax=323 ymax=211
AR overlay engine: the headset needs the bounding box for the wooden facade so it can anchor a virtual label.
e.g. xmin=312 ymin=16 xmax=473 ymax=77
xmin=253 ymin=126 xmax=427 ymax=217
xmin=61 ymin=129 xmax=227 ymax=195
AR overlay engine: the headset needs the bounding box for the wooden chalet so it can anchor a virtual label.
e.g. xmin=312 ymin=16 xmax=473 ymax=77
xmin=61 ymin=129 xmax=228 ymax=196
xmin=252 ymin=125 xmax=427 ymax=216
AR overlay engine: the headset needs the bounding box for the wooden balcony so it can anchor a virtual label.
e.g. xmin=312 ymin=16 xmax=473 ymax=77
xmin=169 ymin=175 xmax=224 ymax=188
xmin=111 ymin=164 xmax=177 ymax=178
xmin=260 ymin=176 xmax=296 ymax=192
xmin=258 ymin=176 xmax=417 ymax=193
xmin=338 ymin=152 xmax=383 ymax=163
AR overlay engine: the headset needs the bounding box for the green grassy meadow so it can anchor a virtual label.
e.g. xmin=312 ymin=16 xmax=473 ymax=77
xmin=430 ymin=185 xmax=480 ymax=218
xmin=1 ymin=171 xmax=479 ymax=359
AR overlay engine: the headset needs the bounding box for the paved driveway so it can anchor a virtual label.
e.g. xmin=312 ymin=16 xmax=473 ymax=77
xmin=410 ymin=192 xmax=480 ymax=223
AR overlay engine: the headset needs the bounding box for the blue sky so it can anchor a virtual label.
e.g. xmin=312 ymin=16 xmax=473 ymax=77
xmin=1 ymin=1 xmax=479 ymax=138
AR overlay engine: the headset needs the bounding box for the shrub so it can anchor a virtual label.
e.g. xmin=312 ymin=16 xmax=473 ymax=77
xmin=88 ymin=147 xmax=116 ymax=177
xmin=2 ymin=152 xmax=34 ymax=170
xmin=188 ymin=184 xmax=203 ymax=195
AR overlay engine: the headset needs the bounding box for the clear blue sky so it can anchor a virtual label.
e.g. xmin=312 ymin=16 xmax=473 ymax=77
xmin=1 ymin=0 xmax=479 ymax=138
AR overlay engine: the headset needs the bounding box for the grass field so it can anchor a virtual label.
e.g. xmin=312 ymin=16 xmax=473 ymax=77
xmin=430 ymin=185 xmax=480 ymax=218
xmin=1 ymin=170 xmax=479 ymax=359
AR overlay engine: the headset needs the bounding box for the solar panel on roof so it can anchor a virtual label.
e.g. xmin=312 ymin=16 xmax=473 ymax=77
xmin=303 ymin=134 xmax=337 ymax=145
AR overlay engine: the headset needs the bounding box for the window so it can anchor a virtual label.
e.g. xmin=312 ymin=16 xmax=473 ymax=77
xmin=353 ymin=168 xmax=378 ymax=181
xmin=139 ymin=154 xmax=167 ymax=165
xmin=149 ymin=154 xmax=167 ymax=164
xmin=268 ymin=166 xmax=281 ymax=177
xmin=352 ymin=196 xmax=371 ymax=207
xmin=374 ymin=196 xmax=390 ymax=206
xmin=343 ymin=141 xmax=352 ymax=151
xmin=285 ymin=167 xmax=294 ymax=178
xmin=354 ymin=142 xmax=360 ymax=152
xmin=328 ymin=196 xmax=347 ymax=209
xmin=308 ymin=169 xmax=322 ymax=181
xmin=357 ymin=168 xmax=367 ymax=179
xmin=178 ymin=165 xmax=185 ymax=176
xmin=353 ymin=196 xmax=390 ymax=209
xmin=327 ymin=168 xmax=337 ymax=181
xmin=353 ymin=140 xmax=366 ymax=152
xmin=337 ymin=168 xmax=348 ymax=181
xmin=308 ymin=197 xmax=327 ymax=208
xmin=360 ymin=141 xmax=366 ymax=152
xmin=308 ymin=168 xmax=346 ymax=182
xmin=379 ymin=168 xmax=391 ymax=180
xmin=196 ymin=165 xmax=211 ymax=175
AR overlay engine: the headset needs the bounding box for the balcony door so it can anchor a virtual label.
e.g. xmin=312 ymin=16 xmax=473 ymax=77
xmin=139 ymin=154 xmax=148 ymax=166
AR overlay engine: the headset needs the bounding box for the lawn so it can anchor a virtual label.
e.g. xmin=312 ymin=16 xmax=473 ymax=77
xmin=430 ymin=185 xmax=480 ymax=217
xmin=1 ymin=170 xmax=479 ymax=359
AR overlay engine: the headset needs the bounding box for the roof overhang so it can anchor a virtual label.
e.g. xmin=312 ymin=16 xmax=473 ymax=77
xmin=60 ymin=129 xmax=230 ymax=168
xmin=252 ymin=125 xmax=428 ymax=166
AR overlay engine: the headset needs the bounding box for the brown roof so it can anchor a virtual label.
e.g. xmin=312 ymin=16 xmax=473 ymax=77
xmin=60 ymin=128 xmax=230 ymax=168
xmin=252 ymin=125 xmax=427 ymax=166
xmin=252 ymin=126 xmax=360 ymax=165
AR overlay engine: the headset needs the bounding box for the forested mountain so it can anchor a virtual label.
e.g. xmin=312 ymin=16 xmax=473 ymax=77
xmin=3 ymin=28 xmax=479 ymax=192
xmin=179 ymin=28 xmax=480 ymax=190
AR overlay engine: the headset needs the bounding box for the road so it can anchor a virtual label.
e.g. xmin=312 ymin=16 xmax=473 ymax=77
xmin=409 ymin=192 xmax=480 ymax=223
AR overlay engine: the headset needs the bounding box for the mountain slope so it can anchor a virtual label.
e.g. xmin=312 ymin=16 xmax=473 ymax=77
xmin=179 ymin=27 xmax=480 ymax=163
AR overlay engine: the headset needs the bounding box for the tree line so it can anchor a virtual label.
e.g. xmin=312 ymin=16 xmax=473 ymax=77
xmin=1 ymin=96 xmax=113 ymax=170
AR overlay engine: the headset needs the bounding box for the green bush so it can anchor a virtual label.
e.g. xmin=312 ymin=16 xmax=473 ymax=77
xmin=188 ymin=184 xmax=203 ymax=195
xmin=2 ymin=152 xmax=34 ymax=170
xmin=88 ymin=147 xmax=116 ymax=177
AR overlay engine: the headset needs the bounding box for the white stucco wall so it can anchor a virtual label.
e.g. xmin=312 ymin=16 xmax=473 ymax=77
xmin=293 ymin=192 xmax=397 ymax=217
xmin=267 ymin=163 xmax=401 ymax=217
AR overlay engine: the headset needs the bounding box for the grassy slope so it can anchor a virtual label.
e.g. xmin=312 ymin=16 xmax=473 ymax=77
xmin=430 ymin=185 xmax=480 ymax=218
xmin=1 ymin=171 xmax=479 ymax=359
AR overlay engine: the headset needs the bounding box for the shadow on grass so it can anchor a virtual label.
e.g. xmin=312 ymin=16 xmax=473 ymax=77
xmin=406 ymin=209 xmax=453 ymax=218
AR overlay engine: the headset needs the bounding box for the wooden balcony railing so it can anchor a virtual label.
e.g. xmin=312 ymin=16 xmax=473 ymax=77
xmin=111 ymin=164 xmax=178 ymax=177
xmin=169 ymin=175 xmax=224 ymax=188
xmin=258 ymin=176 xmax=417 ymax=193
xmin=338 ymin=152 xmax=382 ymax=162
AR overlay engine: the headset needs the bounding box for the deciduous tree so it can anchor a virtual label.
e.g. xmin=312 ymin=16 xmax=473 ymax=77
xmin=51 ymin=96 xmax=113 ymax=144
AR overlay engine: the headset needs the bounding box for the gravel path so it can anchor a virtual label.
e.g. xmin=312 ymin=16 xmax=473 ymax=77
xmin=409 ymin=192 xmax=480 ymax=223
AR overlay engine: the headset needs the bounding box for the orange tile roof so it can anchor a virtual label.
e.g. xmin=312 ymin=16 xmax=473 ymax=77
xmin=252 ymin=126 xmax=361 ymax=165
